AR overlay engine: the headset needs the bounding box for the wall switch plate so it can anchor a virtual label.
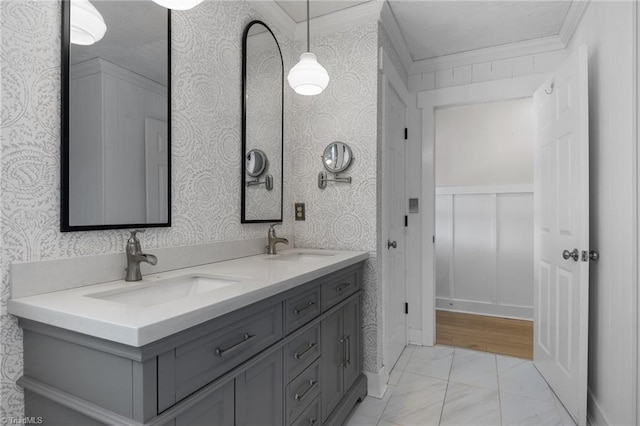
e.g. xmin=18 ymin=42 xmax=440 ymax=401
xmin=295 ymin=203 xmax=305 ymax=221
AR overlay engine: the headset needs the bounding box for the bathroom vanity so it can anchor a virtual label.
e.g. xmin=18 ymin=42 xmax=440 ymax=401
xmin=9 ymin=249 xmax=368 ymax=426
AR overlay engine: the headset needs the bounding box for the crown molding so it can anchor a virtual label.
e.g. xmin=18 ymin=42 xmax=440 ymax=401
xmin=559 ymin=0 xmax=590 ymax=45
xmin=248 ymin=1 xmax=296 ymax=40
xmin=409 ymin=35 xmax=566 ymax=75
xmin=70 ymin=58 xmax=167 ymax=95
xmin=293 ymin=0 xmax=384 ymax=42
xmin=252 ymin=0 xmax=589 ymax=79
xmin=379 ymin=1 xmax=413 ymax=73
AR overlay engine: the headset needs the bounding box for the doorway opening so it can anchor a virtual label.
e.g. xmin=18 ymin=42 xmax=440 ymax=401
xmin=433 ymin=98 xmax=534 ymax=359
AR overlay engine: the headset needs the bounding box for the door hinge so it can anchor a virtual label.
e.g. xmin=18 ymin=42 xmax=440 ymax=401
xmin=404 ymin=215 xmax=408 ymax=227
xmin=405 ymin=303 xmax=408 ymax=314
xmin=432 ymin=235 xmax=435 ymax=243
xmin=404 ymin=128 xmax=408 ymax=140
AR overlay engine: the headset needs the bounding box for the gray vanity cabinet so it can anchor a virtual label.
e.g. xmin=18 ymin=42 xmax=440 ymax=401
xmin=320 ymin=296 xmax=362 ymax=423
xmin=174 ymin=380 xmax=234 ymax=426
xmin=157 ymin=300 xmax=283 ymax=411
xmin=235 ymin=348 xmax=284 ymax=425
xmin=342 ymin=297 xmax=361 ymax=393
xmin=17 ymin=261 xmax=367 ymax=426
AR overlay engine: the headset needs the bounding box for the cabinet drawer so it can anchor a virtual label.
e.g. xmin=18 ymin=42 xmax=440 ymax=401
xmin=162 ymin=302 xmax=283 ymax=405
xmin=286 ymin=360 xmax=320 ymax=424
xmin=321 ymin=269 xmax=359 ymax=311
xmin=290 ymin=395 xmax=321 ymax=426
xmin=285 ymin=286 xmax=321 ymax=334
xmin=284 ymin=323 xmax=320 ymax=382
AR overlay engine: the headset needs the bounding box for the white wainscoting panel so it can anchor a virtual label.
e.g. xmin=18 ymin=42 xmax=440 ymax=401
xmin=435 ymin=187 xmax=533 ymax=319
xmin=496 ymin=193 xmax=534 ymax=307
xmin=453 ymin=194 xmax=496 ymax=303
xmin=435 ymin=195 xmax=452 ymax=300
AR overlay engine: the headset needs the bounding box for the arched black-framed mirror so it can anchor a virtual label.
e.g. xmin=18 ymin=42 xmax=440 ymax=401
xmin=61 ymin=0 xmax=171 ymax=231
xmin=241 ymin=20 xmax=283 ymax=223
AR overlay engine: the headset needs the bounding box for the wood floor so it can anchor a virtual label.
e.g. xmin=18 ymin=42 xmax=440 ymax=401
xmin=436 ymin=310 xmax=533 ymax=360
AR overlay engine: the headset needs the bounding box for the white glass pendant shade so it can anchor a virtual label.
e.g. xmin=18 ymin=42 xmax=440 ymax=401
xmin=287 ymin=52 xmax=330 ymax=96
xmin=70 ymin=0 xmax=107 ymax=46
xmin=152 ymin=0 xmax=203 ymax=10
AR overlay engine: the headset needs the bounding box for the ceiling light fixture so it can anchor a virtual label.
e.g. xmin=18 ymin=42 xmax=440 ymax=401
xmin=70 ymin=0 xmax=107 ymax=46
xmin=287 ymin=0 xmax=329 ymax=96
xmin=152 ymin=0 xmax=203 ymax=10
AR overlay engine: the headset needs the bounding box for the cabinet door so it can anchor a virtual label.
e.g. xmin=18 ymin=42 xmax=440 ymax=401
xmin=174 ymin=380 xmax=234 ymax=426
xmin=343 ymin=296 xmax=361 ymax=392
xmin=236 ymin=348 xmax=283 ymax=426
xmin=321 ymin=307 xmax=344 ymax=422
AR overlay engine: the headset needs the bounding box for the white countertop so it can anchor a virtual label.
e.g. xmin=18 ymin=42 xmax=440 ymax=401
xmin=8 ymin=249 xmax=368 ymax=347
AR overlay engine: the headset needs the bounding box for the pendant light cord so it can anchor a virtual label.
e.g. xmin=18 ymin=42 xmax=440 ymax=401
xmin=307 ymin=0 xmax=310 ymax=52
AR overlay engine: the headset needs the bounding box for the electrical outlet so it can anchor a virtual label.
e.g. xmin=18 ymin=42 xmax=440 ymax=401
xmin=295 ymin=203 xmax=305 ymax=221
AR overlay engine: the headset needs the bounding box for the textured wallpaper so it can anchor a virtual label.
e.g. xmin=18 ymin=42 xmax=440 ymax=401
xmin=1 ymin=0 xmax=386 ymax=418
xmin=291 ymin=22 xmax=382 ymax=373
xmin=0 ymin=0 xmax=296 ymax=419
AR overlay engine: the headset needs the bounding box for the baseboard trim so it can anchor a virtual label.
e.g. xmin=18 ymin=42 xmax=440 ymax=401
xmin=364 ymin=365 xmax=389 ymax=399
xmin=408 ymin=327 xmax=422 ymax=345
xmin=436 ymin=298 xmax=533 ymax=320
xmin=587 ymin=389 xmax=610 ymax=426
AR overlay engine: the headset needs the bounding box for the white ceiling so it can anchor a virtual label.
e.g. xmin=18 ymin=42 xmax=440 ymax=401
xmin=275 ymin=0 xmax=573 ymax=62
xmin=276 ymin=0 xmax=372 ymax=22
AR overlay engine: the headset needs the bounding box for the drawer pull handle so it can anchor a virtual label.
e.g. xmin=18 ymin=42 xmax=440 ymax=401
xmin=346 ymin=334 xmax=351 ymax=366
xmin=309 ymin=418 xmax=317 ymax=425
xmin=294 ymin=301 xmax=315 ymax=315
xmin=215 ymin=333 xmax=255 ymax=357
xmin=340 ymin=337 xmax=346 ymax=367
xmin=294 ymin=379 xmax=317 ymax=402
xmin=294 ymin=342 xmax=317 ymax=359
xmin=335 ymin=282 xmax=351 ymax=293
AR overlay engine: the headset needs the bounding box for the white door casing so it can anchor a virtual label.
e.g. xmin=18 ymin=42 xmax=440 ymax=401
xmin=418 ymin=74 xmax=550 ymax=346
xmin=145 ymin=118 xmax=169 ymax=223
xmin=381 ymin=48 xmax=409 ymax=372
xmin=533 ymin=45 xmax=589 ymax=426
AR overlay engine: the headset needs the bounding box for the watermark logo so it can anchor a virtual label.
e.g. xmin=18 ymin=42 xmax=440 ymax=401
xmin=1 ymin=417 xmax=44 ymax=425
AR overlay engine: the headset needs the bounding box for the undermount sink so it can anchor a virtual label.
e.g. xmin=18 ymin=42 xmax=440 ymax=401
xmin=265 ymin=251 xmax=336 ymax=262
xmin=87 ymin=274 xmax=244 ymax=307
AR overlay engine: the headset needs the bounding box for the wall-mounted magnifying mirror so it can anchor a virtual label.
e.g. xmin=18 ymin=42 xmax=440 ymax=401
xmin=246 ymin=149 xmax=267 ymax=177
xmin=61 ymin=0 xmax=171 ymax=231
xmin=322 ymin=141 xmax=353 ymax=173
xmin=241 ymin=21 xmax=283 ymax=222
xmin=246 ymin=149 xmax=273 ymax=191
xmin=318 ymin=141 xmax=354 ymax=189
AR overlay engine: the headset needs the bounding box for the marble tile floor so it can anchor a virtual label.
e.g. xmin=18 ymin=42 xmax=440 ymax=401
xmin=345 ymin=345 xmax=575 ymax=426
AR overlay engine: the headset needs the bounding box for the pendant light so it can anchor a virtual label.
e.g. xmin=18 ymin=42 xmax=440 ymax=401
xmin=70 ymin=0 xmax=107 ymax=46
xmin=152 ymin=0 xmax=203 ymax=10
xmin=287 ymin=0 xmax=329 ymax=95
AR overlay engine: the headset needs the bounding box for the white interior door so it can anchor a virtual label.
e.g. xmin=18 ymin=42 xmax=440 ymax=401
xmin=533 ymin=44 xmax=589 ymax=426
xmin=382 ymin=76 xmax=407 ymax=370
xmin=145 ymin=118 xmax=169 ymax=223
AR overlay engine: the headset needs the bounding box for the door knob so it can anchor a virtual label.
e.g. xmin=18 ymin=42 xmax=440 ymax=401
xmin=562 ymin=248 xmax=579 ymax=262
xmin=588 ymin=250 xmax=599 ymax=261
xmin=387 ymin=240 xmax=397 ymax=249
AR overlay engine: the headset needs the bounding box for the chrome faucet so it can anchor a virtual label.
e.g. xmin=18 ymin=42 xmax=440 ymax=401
xmin=125 ymin=230 xmax=158 ymax=281
xmin=267 ymin=223 xmax=289 ymax=255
